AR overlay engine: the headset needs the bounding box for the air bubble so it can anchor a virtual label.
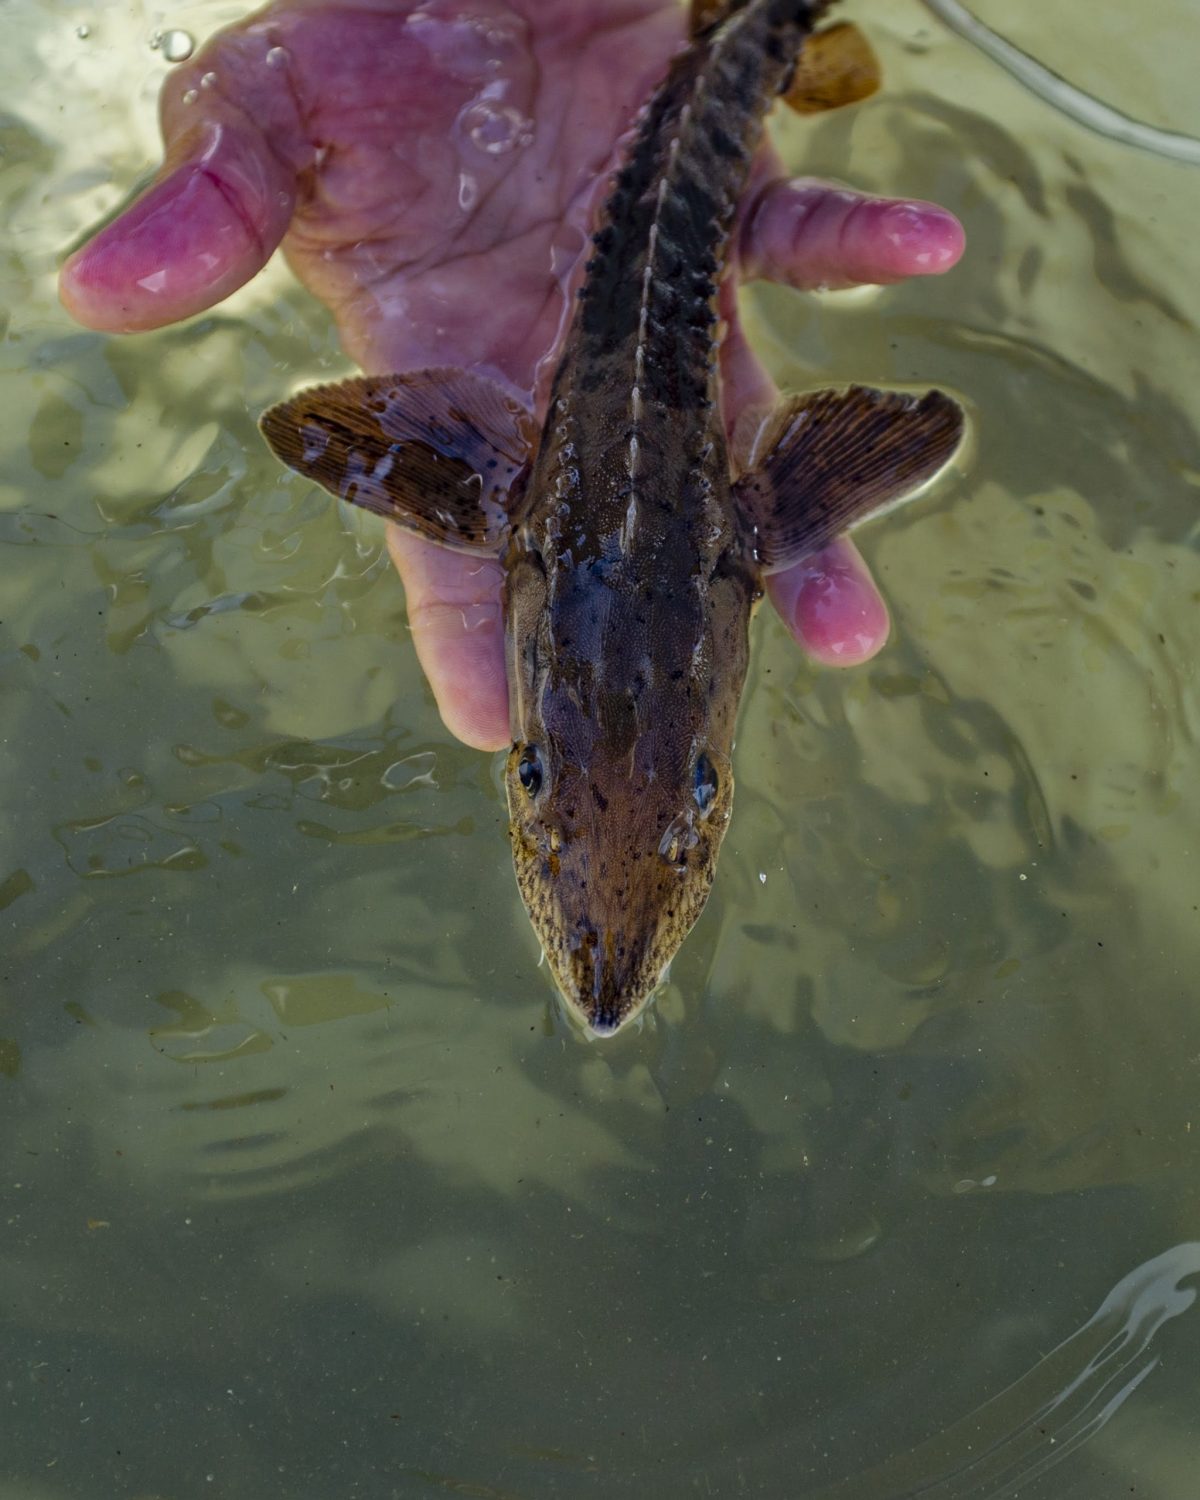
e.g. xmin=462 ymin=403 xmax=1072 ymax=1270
xmin=161 ymin=29 xmax=195 ymax=63
xmin=265 ymin=45 xmax=288 ymax=68
xmin=181 ymin=88 xmax=199 ymax=106
xmin=75 ymin=23 xmax=91 ymax=39
xmin=200 ymin=70 xmax=218 ymax=89
xmin=461 ymin=101 xmax=534 ymax=156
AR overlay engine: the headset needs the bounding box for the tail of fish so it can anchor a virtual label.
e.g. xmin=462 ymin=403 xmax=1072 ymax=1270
xmin=688 ymin=0 xmax=832 ymax=39
xmin=574 ymin=0 xmax=842 ymax=419
xmin=688 ymin=2 xmax=880 ymax=119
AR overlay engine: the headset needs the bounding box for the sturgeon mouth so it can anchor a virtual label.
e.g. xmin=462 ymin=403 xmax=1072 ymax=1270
xmin=550 ymin=937 xmax=672 ymax=1037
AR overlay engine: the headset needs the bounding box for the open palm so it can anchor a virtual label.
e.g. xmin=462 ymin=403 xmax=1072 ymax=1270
xmin=60 ymin=0 xmax=963 ymax=749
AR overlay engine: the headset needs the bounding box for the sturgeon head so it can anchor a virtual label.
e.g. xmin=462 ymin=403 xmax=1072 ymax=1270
xmin=503 ymin=546 xmax=753 ymax=1035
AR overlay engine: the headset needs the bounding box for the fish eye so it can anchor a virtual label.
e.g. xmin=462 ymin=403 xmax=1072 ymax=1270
xmin=694 ymin=752 xmax=718 ymax=816
xmin=518 ymin=745 xmax=544 ymax=798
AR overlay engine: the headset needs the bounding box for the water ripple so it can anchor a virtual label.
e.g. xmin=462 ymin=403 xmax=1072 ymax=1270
xmin=923 ymin=0 xmax=1200 ymax=164
xmin=813 ymin=1242 xmax=1200 ymax=1498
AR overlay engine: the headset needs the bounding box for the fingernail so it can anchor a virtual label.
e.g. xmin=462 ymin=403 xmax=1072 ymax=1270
xmin=877 ymin=200 xmax=965 ymax=273
xmin=772 ymin=546 xmax=891 ymax=666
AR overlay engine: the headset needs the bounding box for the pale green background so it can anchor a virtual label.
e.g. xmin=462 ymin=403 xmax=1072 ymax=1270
xmin=1 ymin=1 xmax=1198 ymax=1495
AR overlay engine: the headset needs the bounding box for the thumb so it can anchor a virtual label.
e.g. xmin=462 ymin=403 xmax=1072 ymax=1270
xmin=60 ymin=47 xmax=305 ymax=333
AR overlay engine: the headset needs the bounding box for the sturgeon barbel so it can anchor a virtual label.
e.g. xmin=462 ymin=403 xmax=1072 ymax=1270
xmin=261 ymin=0 xmax=965 ymax=1034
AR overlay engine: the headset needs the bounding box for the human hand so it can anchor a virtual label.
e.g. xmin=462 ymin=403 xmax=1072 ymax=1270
xmin=59 ymin=0 xmax=964 ymax=750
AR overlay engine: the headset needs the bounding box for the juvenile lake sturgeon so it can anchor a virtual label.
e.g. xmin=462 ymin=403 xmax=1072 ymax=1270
xmin=261 ymin=0 xmax=965 ymax=1035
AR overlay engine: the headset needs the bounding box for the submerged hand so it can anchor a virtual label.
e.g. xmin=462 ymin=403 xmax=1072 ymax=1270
xmin=60 ymin=0 xmax=963 ymax=750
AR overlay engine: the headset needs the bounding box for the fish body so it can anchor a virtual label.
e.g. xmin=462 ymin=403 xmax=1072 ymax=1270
xmin=503 ymin=1 xmax=806 ymax=1029
xmin=261 ymin=0 xmax=964 ymax=1035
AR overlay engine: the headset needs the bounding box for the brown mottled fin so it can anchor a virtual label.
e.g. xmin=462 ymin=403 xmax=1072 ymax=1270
xmin=259 ymin=368 xmax=537 ymax=555
xmin=784 ymin=22 xmax=881 ymax=114
xmin=734 ymin=386 xmax=965 ymax=572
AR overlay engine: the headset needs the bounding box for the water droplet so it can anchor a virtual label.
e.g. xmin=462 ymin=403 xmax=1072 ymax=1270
xmin=461 ymin=100 xmax=534 ymax=156
xmin=265 ymin=45 xmax=288 ymax=69
xmin=200 ymin=70 xmax=218 ymax=89
xmin=161 ymin=29 xmax=195 ymax=63
xmin=457 ymin=172 xmax=478 ymax=212
xmin=181 ymin=88 xmax=199 ymax=106
xmin=149 ymin=29 xmax=162 ymax=50
xmin=75 ymin=23 xmax=91 ymax=39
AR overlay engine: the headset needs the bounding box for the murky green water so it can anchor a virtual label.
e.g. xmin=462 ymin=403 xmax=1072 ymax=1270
xmin=3 ymin=1 xmax=1199 ymax=1495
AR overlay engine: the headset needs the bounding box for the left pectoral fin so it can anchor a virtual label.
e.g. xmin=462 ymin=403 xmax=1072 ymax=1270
xmin=733 ymin=385 xmax=965 ymax=572
xmin=260 ymin=367 xmax=537 ymax=554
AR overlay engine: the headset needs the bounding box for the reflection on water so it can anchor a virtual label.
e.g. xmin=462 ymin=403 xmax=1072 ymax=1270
xmin=809 ymin=1242 xmax=1200 ymax=1499
xmin=922 ymin=0 xmax=1200 ymax=163
xmin=1 ymin=0 xmax=1198 ymax=1496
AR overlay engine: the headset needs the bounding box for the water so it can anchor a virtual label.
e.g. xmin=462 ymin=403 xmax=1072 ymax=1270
xmin=3 ymin=1 xmax=1200 ymax=1495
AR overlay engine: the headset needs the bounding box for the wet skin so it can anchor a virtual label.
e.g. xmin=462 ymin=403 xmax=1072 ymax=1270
xmin=58 ymin=0 xmax=964 ymax=754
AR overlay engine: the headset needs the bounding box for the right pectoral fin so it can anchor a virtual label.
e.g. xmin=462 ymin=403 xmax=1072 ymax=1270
xmin=734 ymin=386 xmax=965 ymax=572
xmin=260 ymin=367 xmax=538 ymax=555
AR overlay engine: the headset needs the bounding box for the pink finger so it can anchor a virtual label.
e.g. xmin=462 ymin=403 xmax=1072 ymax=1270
xmin=716 ymin=279 xmax=892 ymax=666
xmin=59 ymin=22 xmax=313 ymax=337
xmin=739 ymin=176 xmax=964 ymax=291
xmin=385 ymin=530 xmax=510 ymax=753
xmin=716 ymin=275 xmax=779 ymax=446
xmin=767 ymin=537 xmax=891 ymax=667
xmin=60 ymin=117 xmax=296 ymax=333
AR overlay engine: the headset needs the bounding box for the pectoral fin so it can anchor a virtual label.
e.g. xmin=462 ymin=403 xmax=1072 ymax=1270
xmin=784 ymin=23 xmax=881 ymax=114
xmin=260 ymin=368 xmax=537 ymax=554
xmin=734 ymin=386 xmax=965 ymax=572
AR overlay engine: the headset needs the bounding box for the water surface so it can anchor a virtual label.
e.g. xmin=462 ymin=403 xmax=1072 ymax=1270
xmin=2 ymin=1 xmax=1199 ymax=1495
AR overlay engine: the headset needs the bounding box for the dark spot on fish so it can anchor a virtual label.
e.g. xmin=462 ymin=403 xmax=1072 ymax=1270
xmin=592 ymin=784 xmax=609 ymax=812
xmin=709 ymin=124 xmax=740 ymax=159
